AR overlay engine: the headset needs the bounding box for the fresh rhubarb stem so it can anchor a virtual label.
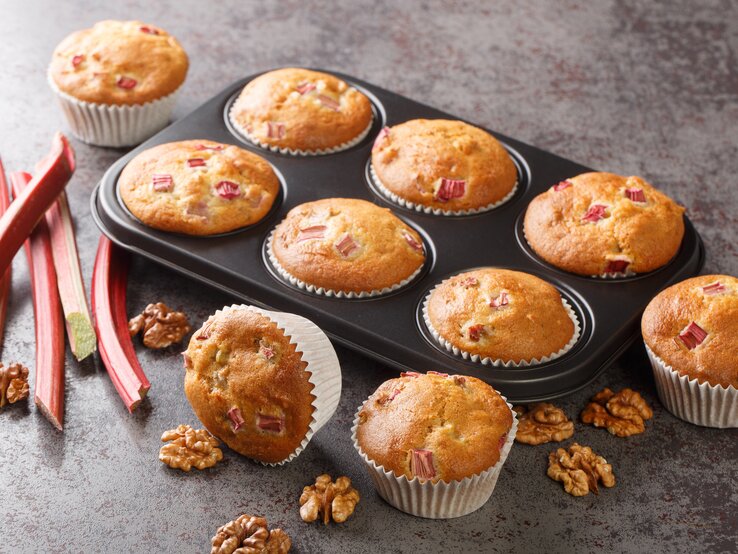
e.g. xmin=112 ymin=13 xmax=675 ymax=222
xmin=0 ymin=133 xmax=75 ymax=278
xmin=0 ymin=159 xmax=11 ymax=353
xmin=91 ymin=236 xmax=150 ymax=412
xmin=45 ymin=191 xmax=96 ymax=361
xmin=10 ymin=172 xmax=65 ymax=431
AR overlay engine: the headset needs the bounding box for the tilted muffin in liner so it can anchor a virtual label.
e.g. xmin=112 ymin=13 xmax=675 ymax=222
xmin=351 ymin=397 xmax=518 ymax=519
xmin=216 ymin=304 xmax=342 ymax=465
xmin=48 ymin=70 xmax=181 ymax=147
xmin=645 ymin=344 xmax=737 ymax=428
xmin=369 ymin=162 xmax=518 ymax=216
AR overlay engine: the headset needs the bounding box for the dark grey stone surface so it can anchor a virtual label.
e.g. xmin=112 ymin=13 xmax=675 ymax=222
xmin=1 ymin=1 xmax=736 ymax=552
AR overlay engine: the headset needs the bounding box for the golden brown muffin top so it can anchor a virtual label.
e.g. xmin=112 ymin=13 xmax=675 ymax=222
xmin=229 ymin=68 xmax=373 ymax=152
xmin=119 ymin=140 xmax=279 ymax=236
xmin=427 ymin=268 xmax=576 ymax=363
xmin=371 ymin=119 xmax=518 ymax=212
xmin=184 ymin=307 xmax=316 ymax=464
xmin=271 ymin=198 xmax=426 ymax=294
xmin=49 ymin=20 xmax=188 ymax=105
xmin=642 ymin=275 xmax=738 ymax=389
xmin=523 ymin=172 xmax=685 ymax=276
xmin=356 ymin=372 xmax=513 ymax=482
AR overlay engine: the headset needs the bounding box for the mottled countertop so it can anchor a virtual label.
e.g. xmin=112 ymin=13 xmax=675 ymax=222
xmin=1 ymin=1 xmax=736 ymax=553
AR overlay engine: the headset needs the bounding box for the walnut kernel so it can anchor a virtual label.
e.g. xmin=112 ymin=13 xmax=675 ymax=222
xmin=159 ymin=424 xmax=223 ymax=471
xmin=581 ymin=387 xmax=653 ymax=437
xmin=0 ymin=363 xmax=30 ymax=408
xmin=300 ymin=474 xmax=360 ymax=524
xmin=211 ymin=514 xmax=291 ymax=554
xmin=514 ymin=403 xmax=574 ymax=445
xmin=547 ymin=443 xmax=616 ymax=497
xmin=129 ymin=302 xmax=191 ymax=349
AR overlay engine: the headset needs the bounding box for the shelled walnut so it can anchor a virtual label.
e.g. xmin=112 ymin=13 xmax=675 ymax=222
xmin=0 ymin=362 xmax=30 ymax=408
xmin=211 ymin=514 xmax=291 ymax=554
xmin=547 ymin=443 xmax=616 ymax=497
xmin=159 ymin=424 xmax=223 ymax=471
xmin=300 ymin=474 xmax=360 ymax=524
xmin=581 ymin=387 xmax=653 ymax=437
xmin=513 ymin=403 xmax=574 ymax=445
xmin=129 ymin=302 xmax=191 ymax=349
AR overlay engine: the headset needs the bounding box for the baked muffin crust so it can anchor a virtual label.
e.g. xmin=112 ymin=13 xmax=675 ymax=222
xmin=271 ymin=198 xmax=426 ymax=294
xmin=356 ymin=372 xmax=513 ymax=482
xmin=642 ymin=275 xmax=738 ymax=389
xmin=119 ymin=139 xmax=279 ymax=235
xmin=184 ymin=307 xmax=315 ymax=464
xmin=524 ymin=172 xmax=685 ymax=276
xmin=229 ymin=68 xmax=373 ymax=152
xmin=49 ymin=20 xmax=188 ymax=105
xmin=426 ymin=268 xmax=575 ymax=363
xmin=371 ymin=119 xmax=517 ymax=212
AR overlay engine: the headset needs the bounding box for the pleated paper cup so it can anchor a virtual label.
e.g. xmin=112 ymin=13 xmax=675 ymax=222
xmin=48 ymin=70 xmax=180 ymax=148
xmin=351 ymin=398 xmax=518 ymax=519
xmin=219 ymin=304 xmax=343 ymax=465
xmin=645 ymin=344 xmax=737 ymax=428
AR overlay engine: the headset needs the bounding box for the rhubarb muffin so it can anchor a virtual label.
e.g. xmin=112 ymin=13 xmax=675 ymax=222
xmin=352 ymin=371 xmax=516 ymax=518
xmin=184 ymin=306 xmax=327 ymax=464
xmin=269 ymin=198 xmax=426 ymax=296
xmin=229 ymin=68 xmax=373 ymax=154
xmin=371 ymin=119 xmax=518 ymax=214
xmin=119 ymin=140 xmax=279 ymax=235
xmin=642 ymin=275 xmax=738 ymax=427
xmin=524 ymin=172 xmax=685 ymax=276
xmin=424 ymin=268 xmax=578 ymax=365
xmin=49 ymin=20 xmax=188 ymax=146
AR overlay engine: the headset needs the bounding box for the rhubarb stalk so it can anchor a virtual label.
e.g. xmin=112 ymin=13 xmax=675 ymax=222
xmin=10 ymin=172 xmax=65 ymax=430
xmin=0 ymin=159 xmax=11 ymax=352
xmin=91 ymin=236 xmax=150 ymax=411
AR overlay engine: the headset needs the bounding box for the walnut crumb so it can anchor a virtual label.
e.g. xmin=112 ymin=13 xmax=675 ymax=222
xmin=159 ymin=424 xmax=223 ymax=472
xmin=581 ymin=387 xmax=653 ymax=437
xmin=300 ymin=474 xmax=360 ymax=524
xmin=0 ymin=363 xmax=30 ymax=408
xmin=211 ymin=514 xmax=291 ymax=554
xmin=129 ymin=302 xmax=191 ymax=349
xmin=547 ymin=443 xmax=616 ymax=497
xmin=514 ymin=403 xmax=574 ymax=445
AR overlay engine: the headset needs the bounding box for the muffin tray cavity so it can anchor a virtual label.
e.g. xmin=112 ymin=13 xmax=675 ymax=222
xmin=91 ymin=68 xmax=704 ymax=402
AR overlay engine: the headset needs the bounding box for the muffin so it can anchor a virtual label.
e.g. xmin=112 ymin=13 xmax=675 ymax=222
xmin=424 ymin=268 xmax=578 ymax=366
xmin=524 ymin=172 xmax=685 ymax=277
xmin=642 ymin=275 xmax=737 ymax=428
xmin=184 ymin=305 xmax=342 ymax=464
xmin=370 ymin=119 xmax=518 ymax=214
xmin=49 ymin=20 xmax=188 ymax=146
xmin=229 ymin=68 xmax=373 ymax=154
xmin=352 ymin=371 xmax=517 ymax=518
xmin=268 ymin=198 xmax=426 ymax=297
xmin=119 ymin=139 xmax=280 ymax=235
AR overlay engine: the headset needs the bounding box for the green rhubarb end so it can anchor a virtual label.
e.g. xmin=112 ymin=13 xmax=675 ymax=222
xmin=67 ymin=312 xmax=97 ymax=361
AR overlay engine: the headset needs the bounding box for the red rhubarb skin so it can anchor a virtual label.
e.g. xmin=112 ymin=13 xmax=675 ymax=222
xmin=11 ymin=172 xmax=65 ymax=431
xmin=0 ymin=159 xmax=11 ymax=351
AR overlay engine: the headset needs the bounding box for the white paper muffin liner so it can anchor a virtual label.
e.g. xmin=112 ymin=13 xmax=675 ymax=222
xmin=351 ymin=395 xmax=518 ymax=519
xmin=217 ymin=304 xmax=342 ymax=465
xmin=645 ymin=344 xmax=737 ymax=428
xmin=265 ymin=227 xmax=424 ymax=298
xmin=369 ymin=163 xmax=518 ymax=216
xmin=228 ymin=100 xmax=373 ymax=156
xmin=48 ymin=70 xmax=180 ymax=148
xmin=421 ymin=281 xmax=580 ymax=367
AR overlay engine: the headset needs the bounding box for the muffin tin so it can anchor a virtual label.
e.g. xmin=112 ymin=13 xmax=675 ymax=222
xmin=91 ymin=68 xmax=704 ymax=402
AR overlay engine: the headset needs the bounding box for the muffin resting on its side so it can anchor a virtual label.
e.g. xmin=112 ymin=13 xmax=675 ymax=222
xmin=523 ymin=172 xmax=685 ymax=276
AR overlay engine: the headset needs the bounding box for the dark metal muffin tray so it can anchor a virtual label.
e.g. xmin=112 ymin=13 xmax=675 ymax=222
xmin=91 ymin=68 xmax=704 ymax=402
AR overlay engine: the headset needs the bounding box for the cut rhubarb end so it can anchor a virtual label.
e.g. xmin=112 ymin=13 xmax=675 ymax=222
xmin=317 ymin=94 xmax=340 ymax=111
xmin=435 ymin=178 xmax=466 ymax=202
xmin=553 ymin=180 xmax=573 ymax=191
xmin=297 ymin=225 xmax=327 ymax=242
xmin=10 ymin=172 xmax=65 ymax=431
xmin=334 ymin=234 xmax=360 ymax=257
xmin=497 ymin=433 xmax=507 ymax=451
xmin=410 ymin=449 xmax=436 ymax=480
xmin=581 ymin=204 xmax=608 ymax=223
xmin=152 ymin=174 xmax=173 ymax=192
xmin=215 ymin=181 xmax=241 ymax=200
xmin=460 ymin=276 xmax=479 ymax=287
xmin=604 ymin=257 xmax=631 ymax=274
xmin=702 ymin=282 xmax=726 ymax=295
xmin=228 ymin=407 xmax=245 ymax=431
xmin=196 ymin=320 xmax=213 ymax=340
xmin=402 ymin=231 xmax=423 ymax=253
xmin=187 ymin=158 xmax=206 ymax=168
xmin=71 ymin=54 xmax=84 ymax=68
xmin=427 ymin=371 xmax=449 ymax=377
xmin=266 ymin=121 xmax=286 ymax=139
xmin=625 ymin=188 xmax=646 ymax=202
xmin=139 ymin=25 xmax=160 ymax=35
xmin=490 ymin=291 xmax=509 ymax=308
xmin=468 ymin=324 xmax=484 ymax=342
xmin=296 ymin=82 xmax=316 ymax=95
xmin=257 ymin=414 xmax=284 ymax=433
xmin=259 ymin=340 xmax=275 ymax=360
xmin=195 ymin=144 xmax=224 ymax=151
xmin=92 ymin=237 xmax=151 ymax=412
xmin=116 ymin=76 xmax=137 ymax=89
xmin=401 ymin=371 xmax=421 ymax=378
xmin=182 ymin=351 xmax=193 ymax=369
xmin=372 ymin=127 xmax=390 ymax=151
xmin=0 ymin=159 xmax=11 ymax=352
xmin=388 ymin=388 xmax=402 ymax=402
xmin=678 ymin=321 xmax=707 ymax=350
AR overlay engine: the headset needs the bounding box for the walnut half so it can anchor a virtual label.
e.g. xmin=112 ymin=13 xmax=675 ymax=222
xmin=581 ymin=387 xmax=653 ymax=437
xmin=513 ymin=403 xmax=574 ymax=445
xmin=0 ymin=362 xmax=30 ymax=408
xmin=211 ymin=514 xmax=291 ymax=554
xmin=129 ymin=302 xmax=191 ymax=349
xmin=300 ymin=474 xmax=360 ymax=524
xmin=159 ymin=424 xmax=223 ymax=472
xmin=547 ymin=443 xmax=616 ymax=497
